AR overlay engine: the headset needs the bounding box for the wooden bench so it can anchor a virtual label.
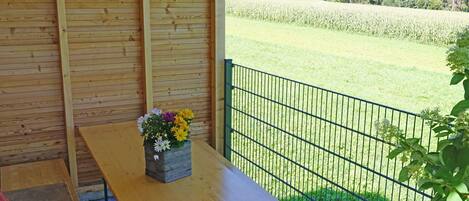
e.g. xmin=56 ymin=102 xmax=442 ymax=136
xmin=79 ymin=121 xmax=278 ymax=201
xmin=0 ymin=159 xmax=79 ymax=201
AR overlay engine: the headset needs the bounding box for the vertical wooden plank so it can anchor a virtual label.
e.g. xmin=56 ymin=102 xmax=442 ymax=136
xmin=211 ymin=0 xmax=226 ymax=154
xmin=56 ymin=0 xmax=78 ymax=188
xmin=142 ymin=0 xmax=153 ymax=113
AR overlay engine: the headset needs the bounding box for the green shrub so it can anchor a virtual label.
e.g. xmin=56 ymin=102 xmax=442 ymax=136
xmin=428 ymin=0 xmax=443 ymax=9
xmin=377 ymin=29 xmax=469 ymax=201
xmin=227 ymin=0 xmax=469 ymax=45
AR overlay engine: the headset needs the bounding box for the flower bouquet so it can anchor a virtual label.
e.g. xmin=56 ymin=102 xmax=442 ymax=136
xmin=137 ymin=108 xmax=194 ymax=183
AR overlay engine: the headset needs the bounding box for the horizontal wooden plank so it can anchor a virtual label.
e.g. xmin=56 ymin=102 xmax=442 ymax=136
xmin=68 ymin=41 xmax=139 ymax=49
xmin=0 ymin=44 xmax=58 ymax=53
xmin=0 ymin=3 xmax=56 ymax=9
xmin=0 ymin=15 xmax=56 ymax=23
xmin=70 ymin=56 xmax=140 ymax=66
xmin=0 ymin=49 xmax=59 ymax=59
xmin=65 ymin=2 xmax=139 ymax=9
xmin=0 ymin=148 xmax=67 ymax=165
xmin=0 ymin=21 xmax=57 ymax=28
xmin=0 ymin=122 xmax=64 ymax=138
xmin=151 ymin=2 xmax=208 ymax=8
xmin=151 ymin=0 xmax=207 ymax=3
xmin=68 ymin=19 xmax=139 ymax=27
xmin=67 ymin=25 xmax=139 ymax=33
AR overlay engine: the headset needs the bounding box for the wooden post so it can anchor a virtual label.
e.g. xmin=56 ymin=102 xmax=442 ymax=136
xmin=141 ymin=0 xmax=153 ymax=113
xmin=56 ymin=0 xmax=78 ymax=187
xmin=211 ymin=0 xmax=226 ymax=154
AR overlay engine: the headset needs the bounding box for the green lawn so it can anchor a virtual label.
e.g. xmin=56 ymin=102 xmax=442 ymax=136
xmin=226 ymin=16 xmax=461 ymax=114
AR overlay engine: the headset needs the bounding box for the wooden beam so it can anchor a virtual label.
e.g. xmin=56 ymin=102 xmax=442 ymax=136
xmin=141 ymin=0 xmax=153 ymax=113
xmin=211 ymin=0 xmax=226 ymax=154
xmin=56 ymin=0 xmax=78 ymax=187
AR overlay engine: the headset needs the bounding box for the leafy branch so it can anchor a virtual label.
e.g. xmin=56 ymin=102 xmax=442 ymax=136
xmin=377 ymin=28 xmax=469 ymax=201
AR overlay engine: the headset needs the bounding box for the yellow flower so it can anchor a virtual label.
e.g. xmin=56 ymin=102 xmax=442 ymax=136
xmin=174 ymin=128 xmax=188 ymax=141
xmin=179 ymin=122 xmax=189 ymax=130
xmin=178 ymin=109 xmax=194 ymax=120
xmin=174 ymin=115 xmax=185 ymax=125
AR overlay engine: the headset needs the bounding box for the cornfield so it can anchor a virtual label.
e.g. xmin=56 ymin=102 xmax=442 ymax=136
xmin=227 ymin=0 xmax=469 ymax=45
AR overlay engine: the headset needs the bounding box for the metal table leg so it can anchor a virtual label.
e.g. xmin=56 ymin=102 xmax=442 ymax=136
xmin=103 ymin=178 xmax=108 ymax=201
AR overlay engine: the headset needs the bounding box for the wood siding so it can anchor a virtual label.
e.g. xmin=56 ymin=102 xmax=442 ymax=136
xmin=0 ymin=0 xmax=67 ymax=172
xmin=0 ymin=0 xmax=214 ymax=186
xmin=151 ymin=0 xmax=211 ymax=141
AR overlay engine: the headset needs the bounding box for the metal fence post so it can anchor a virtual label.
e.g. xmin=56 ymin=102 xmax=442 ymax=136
xmin=224 ymin=59 xmax=233 ymax=161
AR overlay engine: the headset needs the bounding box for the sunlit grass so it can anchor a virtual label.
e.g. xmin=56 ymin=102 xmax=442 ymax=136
xmin=226 ymin=16 xmax=461 ymax=114
xmin=227 ymin=0 xmax=469 ymax=45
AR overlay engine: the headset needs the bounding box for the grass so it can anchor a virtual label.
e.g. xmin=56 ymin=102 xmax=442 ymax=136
xmin=227 ymin=0 xmax=469 ymax=45
xmin=229 ymin=63 xmax=435 ymax=201
xmin=225 ymin=16 xmax=459 ymax=200
xmin=281 ymin=188 xmax=389 ymax=201
xmin=226 ymin=16 xmax=462 ymax=114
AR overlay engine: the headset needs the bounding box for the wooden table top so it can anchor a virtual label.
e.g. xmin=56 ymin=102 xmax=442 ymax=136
xmin=79 ymin=121 xmax=277 ymax=201
xmin=0 ymin=159 xmax=79 ymax=201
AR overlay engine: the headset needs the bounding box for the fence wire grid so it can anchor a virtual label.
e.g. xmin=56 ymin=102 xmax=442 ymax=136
xmin=224 ymin=60 xmax=435 ymax=201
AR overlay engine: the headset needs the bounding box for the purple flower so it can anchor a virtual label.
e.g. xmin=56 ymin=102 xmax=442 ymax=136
xmin=162 ymin=112 xmax=175 ymax=122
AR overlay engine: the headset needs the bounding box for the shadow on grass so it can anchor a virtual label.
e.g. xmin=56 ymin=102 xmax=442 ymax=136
xmin=280 ymin=188 xmax=389 ymax=201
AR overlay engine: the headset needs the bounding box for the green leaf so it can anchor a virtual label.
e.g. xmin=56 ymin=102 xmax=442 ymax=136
xmin=436 ymin=131 xmax=451 ymax=138
xmin=440 ymin=145 xmax=458 ymax=171
xmin=451 ymin=100 xmax=469 ymax=116
xmin=435 ymin=166 xmax=453 ymax=181
xmin=411 ymin=151 xmax=424 ymax=161
xmin=406 ymin=138 xmax=420 ymax=145
xmin=427 ymin=152 xmax=441 ymax=164
xmin=455 ymin=183 xmax=468 ymax=194
xmin=388 ymin=148 xmax=404 ymax=159
xmin=458 ymin=147 xmax=469 ymax=167
xmin=433 ymin=126 xmax=449 ymax=133
xmin=418 ymin=179 xmax=438 ymax=190
xmin=399 ymin=166 xmax=411 ymax=182
xmin=446 ymin=191 xmax=462 ymax=201
xmin=437 ymin=139 xmax=451 ymax=151
xmin=451 ymin=73 xmax=465 ymax=85
xmin=464 ymin=80 xmax=469 ymax=100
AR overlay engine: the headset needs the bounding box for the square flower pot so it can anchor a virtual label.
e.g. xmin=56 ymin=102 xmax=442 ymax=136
xmin=144 ymin=140 xmax=192 ymax=183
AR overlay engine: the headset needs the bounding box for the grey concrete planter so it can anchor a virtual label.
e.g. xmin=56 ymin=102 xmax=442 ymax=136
xmin=144 ymin=140 xmax=192 ymax=183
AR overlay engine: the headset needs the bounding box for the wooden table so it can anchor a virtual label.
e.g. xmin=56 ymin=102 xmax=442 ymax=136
xmin=79 ymin=121 xmax=277 ymax=201
xmin=0 ymin=159 xmax=79 ymax=201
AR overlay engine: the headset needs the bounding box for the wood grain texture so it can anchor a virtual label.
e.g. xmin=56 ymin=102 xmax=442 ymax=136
xmin=56 ymin=0 xmax=78 ymax=187
xmin=0 ymin=0 xmax=216 ymax=186
xmin=79 ymin=121 xmax=277 ymax=201
xmin=151 ymin=0 xmax=212 ymax=143
xmin=65 ymin=0 xmax=144 ymax=186
xmin=211 ymin=0 xmax=226 ymax=154
xmin=142 ymin=0 xmax=153 ymax=113
xmin=0 ymin=159 xmax=79 ymax=201
xmin=0 ymin=0 xmax=68 ymax=169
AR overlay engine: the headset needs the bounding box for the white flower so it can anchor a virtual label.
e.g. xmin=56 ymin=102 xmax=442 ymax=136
xmin=154 ymin=137 xmax=171 ymax=153
xmin=151 ymin=108 xmax=162 ymax=115
xmin=137 ymin=113 xmax=151 ymax=134
xmin=137 ymin=116 xmax=145 ymax=133
xmin=143 ymin=113 xmax=150 ymax=121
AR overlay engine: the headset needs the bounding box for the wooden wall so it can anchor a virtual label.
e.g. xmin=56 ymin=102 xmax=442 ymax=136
xmin=151 ymin=0 xmax=211 ymax=140
xmin=0 ymin=0 xmax=67 ymax=172
xmin=0 ymin=0 xmax=216 ymax=187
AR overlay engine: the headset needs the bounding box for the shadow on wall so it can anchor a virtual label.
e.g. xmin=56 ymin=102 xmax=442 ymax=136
xmin=280 ymin=188 xmax=389 ymax=201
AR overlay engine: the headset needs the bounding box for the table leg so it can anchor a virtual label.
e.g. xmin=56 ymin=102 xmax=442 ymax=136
xmin=103 ymin=178 xmax=108 ymax=201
